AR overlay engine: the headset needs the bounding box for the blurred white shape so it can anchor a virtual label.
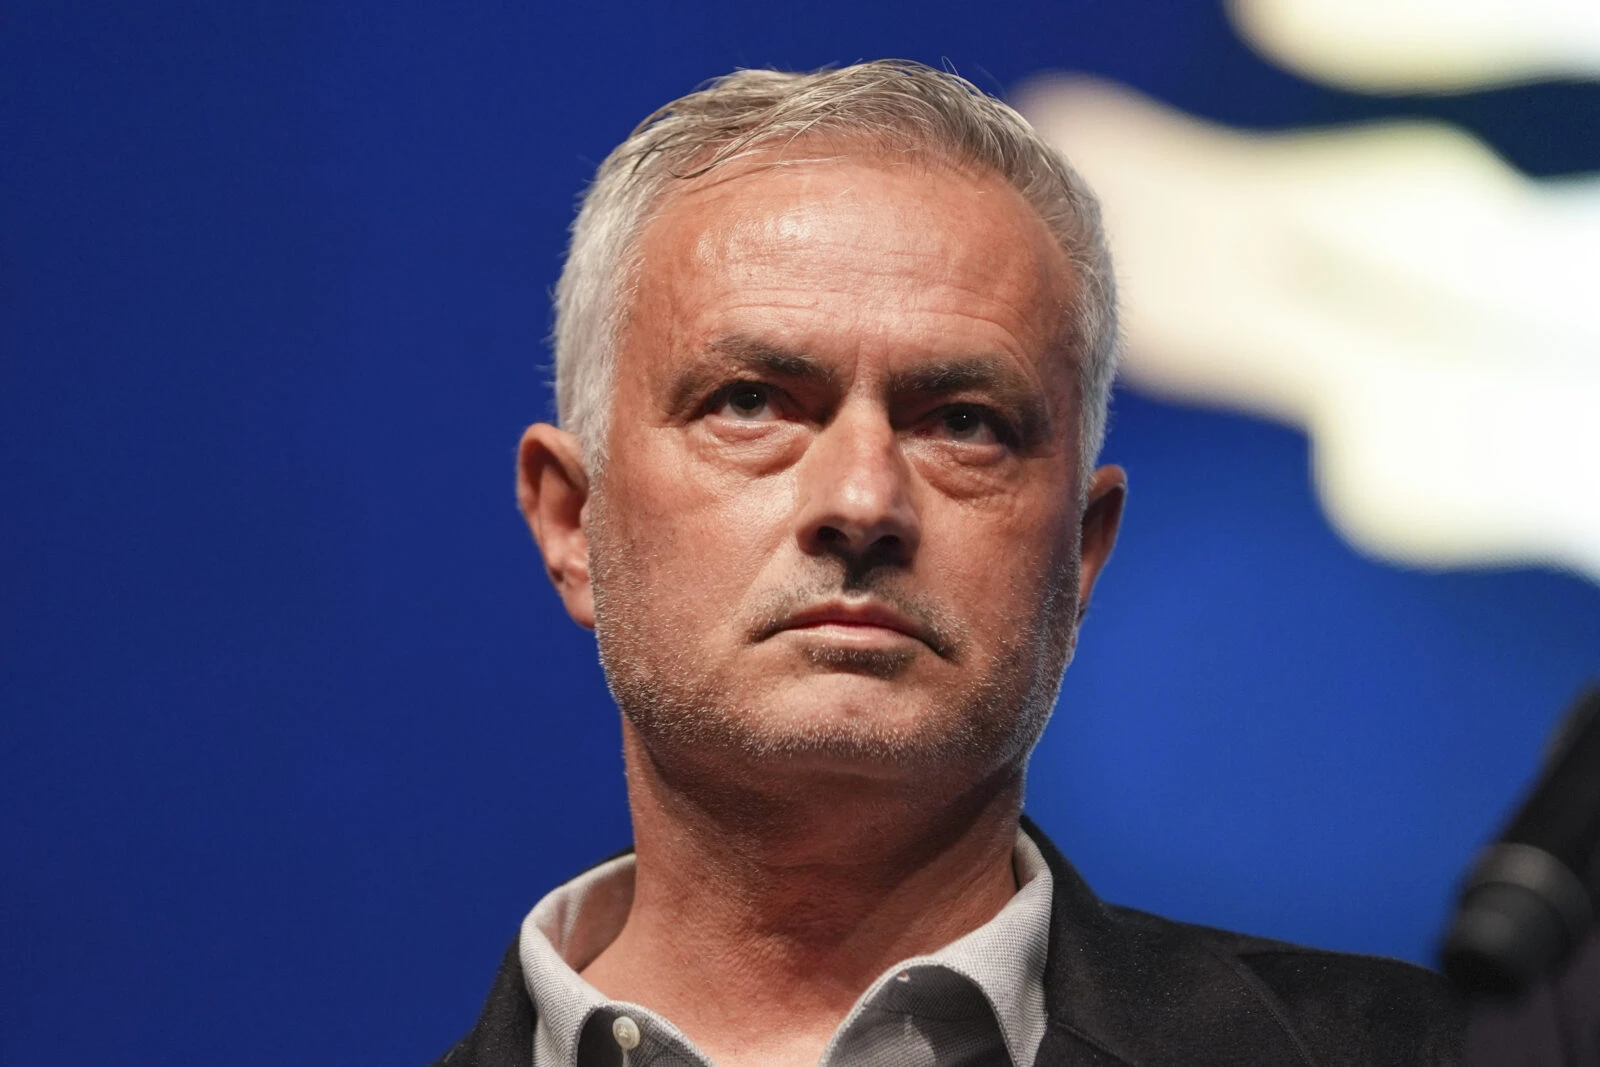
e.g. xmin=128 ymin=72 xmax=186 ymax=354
xmin=1228 ymin=0 xmax=1600 ymax=92
xmin=1017 ymin=77 xmax=1600 ymax=583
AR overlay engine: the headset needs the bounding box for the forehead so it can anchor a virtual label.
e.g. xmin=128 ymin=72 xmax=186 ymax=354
xmin=624 ymin=150 xmax=1080 ymax=380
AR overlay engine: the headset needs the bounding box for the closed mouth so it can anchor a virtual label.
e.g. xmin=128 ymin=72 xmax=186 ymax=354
xmin=762 ymin=598 xmax=948 ymax=657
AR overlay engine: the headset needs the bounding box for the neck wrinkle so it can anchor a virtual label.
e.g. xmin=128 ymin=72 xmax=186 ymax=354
xmin=581 ymin=719 xmax=1027 ymax=1031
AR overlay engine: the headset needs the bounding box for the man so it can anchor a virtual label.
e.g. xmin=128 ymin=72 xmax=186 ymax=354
xmin=435 ymin=61 xmax=1465 ymax=1066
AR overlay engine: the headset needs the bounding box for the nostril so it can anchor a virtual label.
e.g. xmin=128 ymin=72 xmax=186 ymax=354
xmin=862 ymin=533 xmax=909 ymax=570
xmin=817 ymin=525 xmax=849 ymax=548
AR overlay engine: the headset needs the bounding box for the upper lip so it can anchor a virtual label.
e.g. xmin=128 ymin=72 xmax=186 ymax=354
xmin=775 ymin=600 xmax=931 ymax=645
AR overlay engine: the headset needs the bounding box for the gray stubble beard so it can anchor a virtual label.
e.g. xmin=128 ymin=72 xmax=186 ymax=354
xmin=584 ymin=488 xmax=1083 ymax=781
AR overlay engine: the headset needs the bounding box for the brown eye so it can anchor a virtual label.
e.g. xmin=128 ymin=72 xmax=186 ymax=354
xmin=940 ymin=406 xmax=998 ymax=443
xmin=944 ymin=410 xmax=980 ymax=438
xmin=718 ymin=383 xmax=776 ymax=421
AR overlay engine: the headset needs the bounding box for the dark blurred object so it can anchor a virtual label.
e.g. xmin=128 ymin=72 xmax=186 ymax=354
xmin=1443 ymin=685 xmax=1600 ymax=998
xmin=1464 ymin=928 xmax=1600 ymax=1067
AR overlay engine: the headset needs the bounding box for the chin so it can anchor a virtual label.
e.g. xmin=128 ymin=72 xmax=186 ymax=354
xmin=797 ymin=643 xmax=919 ymax=680
xmin=718 ymin=681 xmax=1013 ymax=772
xmin=610 ymin=645 xmax=1051 ymax=781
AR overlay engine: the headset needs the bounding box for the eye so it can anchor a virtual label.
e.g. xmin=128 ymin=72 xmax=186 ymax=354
xmin=714 ymin=382 xmax=778 ymax=422
xmin=934 ymin=405 xmax=1006 ymax=445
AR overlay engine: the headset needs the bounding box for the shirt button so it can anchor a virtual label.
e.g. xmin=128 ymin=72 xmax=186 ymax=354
xmin=612 ymin=1014 xmax=642 ymax=1051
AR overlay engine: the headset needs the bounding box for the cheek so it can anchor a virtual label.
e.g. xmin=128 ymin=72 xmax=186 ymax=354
xmin=601 ymin=432 xmax=797 ymax=602
xmin=927 ymin=499 xmax=1077 ymax=615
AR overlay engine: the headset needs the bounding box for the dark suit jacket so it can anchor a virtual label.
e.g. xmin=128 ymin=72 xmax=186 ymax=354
xmin=1464 ymin=929 xmax=1600 ymax=1066
xmin=431 ymin=817 xmax=1466 ymax=1066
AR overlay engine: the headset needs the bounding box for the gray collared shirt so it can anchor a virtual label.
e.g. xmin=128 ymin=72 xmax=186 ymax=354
xmin=519 ymin=829 xmax=1052 ymax=1067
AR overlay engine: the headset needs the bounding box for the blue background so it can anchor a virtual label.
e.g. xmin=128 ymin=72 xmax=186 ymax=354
xmin=5 ymin=2 xmax=1598 ymax=1062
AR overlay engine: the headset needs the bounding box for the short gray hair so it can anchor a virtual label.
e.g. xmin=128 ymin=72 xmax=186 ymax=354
xmin=552 ymin=60 xmax=1119 ymax=475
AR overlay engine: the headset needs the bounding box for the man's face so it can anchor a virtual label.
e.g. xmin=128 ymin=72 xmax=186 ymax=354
xmin=547 ymin=151 xmax=1122 ymax=784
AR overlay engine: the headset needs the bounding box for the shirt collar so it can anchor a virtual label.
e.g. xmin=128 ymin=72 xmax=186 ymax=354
xmin=518 ymin=853 xmax=640 ymax=1065
xmin=921 ymin=829 xmax=1052 ymax=1065
xmin=519 ymin=828 xmax=1054 ymax=1066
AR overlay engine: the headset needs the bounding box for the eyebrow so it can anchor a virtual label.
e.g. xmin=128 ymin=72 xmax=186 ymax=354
xmin=668 ymin=337 xmax=1054 ymax=442
xmin=706 ymin=336 xmax=841 ymax=385
xmin=665 ymin=336 xmax=841 ymax=415
xmin=888 ymin=356 xmax=1053 ymax=443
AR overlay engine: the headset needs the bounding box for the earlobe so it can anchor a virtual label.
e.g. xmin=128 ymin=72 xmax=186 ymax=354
xmin=516 ymin=423 xmax=596 ymax=630
xmin=1076 ymin=464 xmax=1127 ymax=622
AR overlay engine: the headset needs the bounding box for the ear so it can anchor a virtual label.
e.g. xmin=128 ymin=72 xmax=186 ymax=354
xmin=1077 ymin=464 xmax=1127 ymax=623
xmin=516 ymin=423 xmax=595 ymax=630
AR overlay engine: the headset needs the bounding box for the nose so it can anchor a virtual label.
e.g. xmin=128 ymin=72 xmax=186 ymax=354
xmin=794 ymin=401 xmax=920 ymax=569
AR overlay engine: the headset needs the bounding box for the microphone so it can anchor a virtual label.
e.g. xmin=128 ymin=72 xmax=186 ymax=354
xmin=1441 ymin=684 xmax=1600 ymax=999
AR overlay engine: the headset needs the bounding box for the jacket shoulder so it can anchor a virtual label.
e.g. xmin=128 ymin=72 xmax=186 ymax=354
xmin=428 ymin=940 xmax=533 ymax=1067
xmin=1188 ymin=919 xmax=1468 ymax=1066
xmin=1023 ymin=817 xmax=1468 ymax=1066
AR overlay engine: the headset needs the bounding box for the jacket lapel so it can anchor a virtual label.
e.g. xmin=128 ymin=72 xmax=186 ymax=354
xmin=433 ymin=942 xmax=536 ymax=1067
xmin=1023 ymin=816 xmax=1315 ymax=1067
xmin=439 ymin=822 xmax=1318 ymax=1067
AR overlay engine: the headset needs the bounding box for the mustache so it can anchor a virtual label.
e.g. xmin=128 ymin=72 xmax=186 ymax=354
xmin=745 ymin=574 xmax=963 ymax=660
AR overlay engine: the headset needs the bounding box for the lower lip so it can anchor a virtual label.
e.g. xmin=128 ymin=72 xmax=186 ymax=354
xmin=782 ymin=622 xmax=919 ymax=646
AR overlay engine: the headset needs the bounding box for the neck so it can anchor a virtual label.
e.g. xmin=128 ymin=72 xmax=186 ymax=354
xmin=579 ymin=722 xmax=1025 ymax=1067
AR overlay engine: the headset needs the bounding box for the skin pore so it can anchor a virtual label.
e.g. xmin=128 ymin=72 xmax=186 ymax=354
xmin=518 ymin=149 xmax=1126 ymax=1067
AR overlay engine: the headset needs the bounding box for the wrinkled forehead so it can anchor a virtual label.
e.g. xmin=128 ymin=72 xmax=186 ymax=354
xmin=623 ymin=145 xmax=1083 ymax=386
